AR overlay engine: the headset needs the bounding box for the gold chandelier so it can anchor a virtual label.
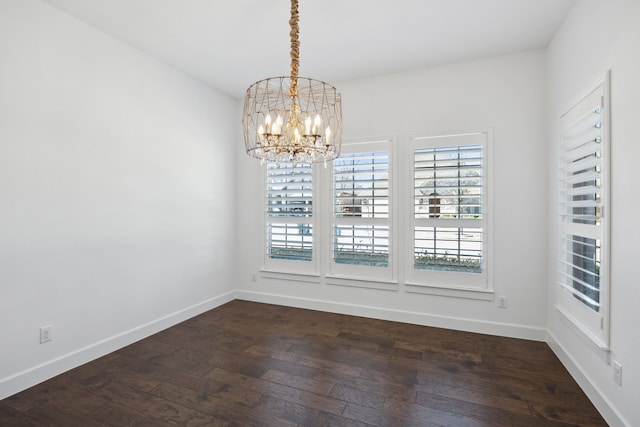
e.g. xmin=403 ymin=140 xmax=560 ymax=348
xmin=242 ymin=0 xmax=342 ymax=164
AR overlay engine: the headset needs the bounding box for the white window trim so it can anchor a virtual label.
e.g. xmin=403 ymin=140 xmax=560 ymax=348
xmin=556 ymin=72 xmax=611 ymax=351
xmin=262 ymin=162 xmax=320 ymax=275
xmin=322 ymin=138 xmax=398 ymax=286
xmin=405 ymin=130 xmax=494 ymax=295
xmin=259 ymin=270 xmax=321 ymax=283
xmin=404 ymin=281 xmax=494 ymax=301
xmin=325 ymin=274 xmax=399 ymax=291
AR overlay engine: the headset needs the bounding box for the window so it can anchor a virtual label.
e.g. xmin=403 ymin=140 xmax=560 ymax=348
xmin=260 ymin=132 xmax=491 ymax=295
xmin=330 ymin=140 xmax=393 ymax=280
xmin=557 ymin=73 xmax=610 ymax=349
xmin=407 ymin=132 xmax=490 ymax=291
xmin=265 ymin=162 xmax=316 ymax=273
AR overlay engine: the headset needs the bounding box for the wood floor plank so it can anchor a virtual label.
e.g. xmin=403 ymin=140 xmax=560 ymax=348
xmin=87 ymin=400 xmax=147 ymax=427
xmin=208 ymin=367 xmax=347 ymax=416
xmin=412 ymin=374 xmax=533 ymax=416
xmin=261 ymin=369 xmax=335 ymax=396
xmin=0 ymin=300 xmax=607 ymax=426
xmin=328 ymin=383 xmax=386 ymax=409
xmin=383 ymin=394 xmax=489 ymax=427
xmin=342 ymin=401 xmax=438 ymax=427
xmin=245 ymin=344 xmax=364 ymax=378
xmin=0 ymin=404 xmax=46 ymax=427
xmin=85 ymin=380 xmax=220 ymax=426
xmin=81 ymin=364 xmax=163 ymax=394
xmin=24 ymin=401 xmax=108 ymax=427
xmin=149 ymin=380 xmax=296 ymax=427
xmin=257 ymin=395 xmax=371 ymax=427
xmin=114 ymin=356 xmax=227 ymax=396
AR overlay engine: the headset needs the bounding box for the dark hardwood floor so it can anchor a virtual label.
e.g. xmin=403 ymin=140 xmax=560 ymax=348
xmin=1 ymin=300 xmax=607 ymax=426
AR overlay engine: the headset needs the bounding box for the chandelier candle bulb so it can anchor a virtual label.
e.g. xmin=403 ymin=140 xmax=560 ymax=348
xmin=305 ymin=116 xmax=311 ymax=135
xmin=275 ymin=115 xmax=283 ymax=134
xmin=313 ymin=115 xmax=321 ymax=134
xmin=265 ymin=114 xmax=272 ymax=134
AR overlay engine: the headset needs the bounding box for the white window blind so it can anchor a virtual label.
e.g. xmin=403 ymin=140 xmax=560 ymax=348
xmin=559 ymin=104 xmax=602 ymax=308
xmin=557 ymin=73 xmax=610 ymax=348
xmin=266 ymin=163 xmax=313 ymax=262
xmin=413 ymin=143 xmax=483 ymax=273
xmin=333 ymin=150 xmax=390 ymax=267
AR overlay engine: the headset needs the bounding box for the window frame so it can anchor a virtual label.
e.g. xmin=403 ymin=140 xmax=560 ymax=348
xmin=405 ymin=131 xmax=493 ymax=295
xmin=262 ymin=161 xmax=320 ymax=276
xmin=325 ymin=139 xmax=396 ymax=283
xmin=556 ymin=72 xmax=611 ymax=350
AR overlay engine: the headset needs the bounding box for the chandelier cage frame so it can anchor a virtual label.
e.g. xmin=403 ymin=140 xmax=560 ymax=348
xmin=242 ymin=0 xmax=343 ymax=164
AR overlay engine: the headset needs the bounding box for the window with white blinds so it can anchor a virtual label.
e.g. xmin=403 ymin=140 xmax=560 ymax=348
xmin=557 ymin=73 xmax=610 ymax=348
xmin=407 ymin=132 xmax=489 ymax=290
xmin=266 ymin=163 xmax=313 ymax=263
xmin=413 ymin=142 xmax=483 ymax=273
xmin=261 ymin=134 xmax=492 ymax=292
xmin=332 ymin=148 xmax=390 ymax=269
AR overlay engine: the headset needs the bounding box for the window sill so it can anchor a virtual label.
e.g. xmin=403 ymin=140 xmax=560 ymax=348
xmin=404 ymin=281 xmax=494 ymax=300
xmin=554 ymin=304 xmax=609 ymax=351
xmin=326 ymin=274 xmax=399 ymax=291
xmin=259 ymin=270 xmax=321 ymax=284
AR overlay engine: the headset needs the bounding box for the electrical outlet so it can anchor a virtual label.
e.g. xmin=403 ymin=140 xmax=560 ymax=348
xmin=40 ymin=325 xmax=53 ymax=344
xmin=252 ymin=272 xmax=258 ymax=282
xmin=498 ymin=295 xmax=508 ymax=308
xmin=613 ymin=361 xmax=622 ymax=386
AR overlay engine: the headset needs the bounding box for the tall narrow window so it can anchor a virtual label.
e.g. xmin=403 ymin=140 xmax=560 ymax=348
xmin=330 ymin=140 xmax=392 ymax=281
xmin=558 ymin=73 xmax=610 ymax=348
xmin=265 ymin=163 xmax=315 ymax=271
xmin=408 ymin=132 xmax=489 ymax=290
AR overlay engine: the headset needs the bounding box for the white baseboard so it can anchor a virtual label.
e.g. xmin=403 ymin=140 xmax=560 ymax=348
xmin=546 ymin=331 xmax=629 ymax=427
xmin=235 ymin=289 xmax=547 ymax=341
xmin=0 ymin=291 xmax=236 ymax=401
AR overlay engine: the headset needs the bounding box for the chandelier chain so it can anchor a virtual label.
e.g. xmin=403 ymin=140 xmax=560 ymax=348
xmin=289 ymin=0 xmax=300 ymax=97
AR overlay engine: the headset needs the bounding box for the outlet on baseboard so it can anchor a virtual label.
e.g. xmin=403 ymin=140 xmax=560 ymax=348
xmin=40 ymin=325 xmax=53 ymax=344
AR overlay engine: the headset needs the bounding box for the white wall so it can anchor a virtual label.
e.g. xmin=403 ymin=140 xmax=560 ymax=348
xmin=236 ymin=50 xmax=549 ymax=340
xmin=546 ymin=1 xmax=640 ymax=426
xmin=0 ymin=0 xmax=237 ymax=399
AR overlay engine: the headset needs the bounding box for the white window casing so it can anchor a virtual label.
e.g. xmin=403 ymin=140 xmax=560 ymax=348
xmin=556 ymin=72 xmax=610 ymax=350
xmin=263 ymin=162 xmax=319 ymax=275
xmin=406 ymin=131 xmax=492 ymax=293
xmin=326 ymin=139 xmax=396 ymax=284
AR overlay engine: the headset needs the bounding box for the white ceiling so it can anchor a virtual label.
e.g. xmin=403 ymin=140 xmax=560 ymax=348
xmin=42 ymin=0 xmax=576 ymax=98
